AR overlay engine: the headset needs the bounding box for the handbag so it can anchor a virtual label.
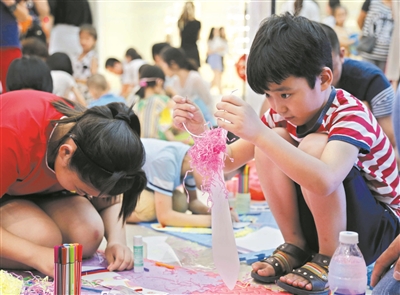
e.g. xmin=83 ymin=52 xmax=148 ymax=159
xmin=357 ymin=35 xmax=376 ymax=54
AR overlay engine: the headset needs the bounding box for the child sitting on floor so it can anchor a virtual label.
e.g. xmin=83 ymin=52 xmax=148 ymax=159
xmin=127 ymin=138 xmax=239 ymax=227
xmin=133 ymin=64 xmax=176 ymax=141
xmin=172 ymin=12 xmax=400 ymax=295
xmin=86 ymin=73 xmax=126 ymax=108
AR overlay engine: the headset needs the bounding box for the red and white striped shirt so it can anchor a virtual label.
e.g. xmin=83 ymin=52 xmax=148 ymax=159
xmin=261 ymin=88 xmax=400 ymax=217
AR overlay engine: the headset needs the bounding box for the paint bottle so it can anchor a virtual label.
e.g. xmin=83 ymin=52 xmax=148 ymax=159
xmin=133 ymin=235 xmax=144 ymax=273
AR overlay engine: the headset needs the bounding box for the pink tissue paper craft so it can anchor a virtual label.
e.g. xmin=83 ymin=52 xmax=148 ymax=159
xmin=186 ymin=127 xmax=240 ymax=290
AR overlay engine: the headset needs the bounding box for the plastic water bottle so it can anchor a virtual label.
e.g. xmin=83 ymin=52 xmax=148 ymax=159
xmin=328 ymin=231 xmax=367 ymax=295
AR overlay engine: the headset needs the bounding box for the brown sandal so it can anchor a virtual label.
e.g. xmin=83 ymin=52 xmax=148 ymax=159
xmin=251 ymin=243 xmax=313 ymax=284
xmin=277 ymin=253 xmax=331 ymax=295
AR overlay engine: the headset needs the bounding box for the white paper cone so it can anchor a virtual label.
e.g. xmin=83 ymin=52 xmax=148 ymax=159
xmin=211 ymin=153 xmax=240 ymax=290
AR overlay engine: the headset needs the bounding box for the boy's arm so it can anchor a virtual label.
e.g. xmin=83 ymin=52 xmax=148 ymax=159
xmin=215 ymin=95 xmax=360 ymax=197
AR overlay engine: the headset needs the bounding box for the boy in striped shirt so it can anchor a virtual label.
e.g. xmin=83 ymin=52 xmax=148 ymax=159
xmin=172 ymin=12 xmax=400 ymax=295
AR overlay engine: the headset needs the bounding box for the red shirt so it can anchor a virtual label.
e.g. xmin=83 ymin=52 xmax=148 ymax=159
xmin=0 ymin=90 xmax=65 ymax=196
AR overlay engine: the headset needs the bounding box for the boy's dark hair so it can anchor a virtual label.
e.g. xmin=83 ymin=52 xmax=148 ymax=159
xmin=6 ymin=56 xmax=53 ymax=93
xmin=79 ymin=24 xmax=97 ymax=40
xmin=151 ymin=42 xmax=170 ymax=60
xmin=160 ymin=46 xmax=198 ymax=71
xmin=125 ymin=48 xmax=142 ymax=61
xmin=49 ymin=101 xmax=147 ymax=222
xmin=47 ymin=52 xmax=74 ymax=75
xmin=247 ymin=12 xmax=332 ymax=93
xmin=21 ymin=37 xmax=49 ymax=60
xmin=319 ymin=23 xmax=340 ymax=56
xmin=136 ymin=64 xmax=165 ymax=98
xmin=105 ymin=58 xmax=120 ymax=68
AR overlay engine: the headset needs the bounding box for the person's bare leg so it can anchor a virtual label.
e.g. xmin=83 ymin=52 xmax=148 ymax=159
xmin=252 ymin=128 xmax=308 ymax=277
xmin=280 ymin=133 xmax=346 ymax=290
xmin=39 ymin=196 xmax=104 ymax=257
xmin=0 ymin=199 xmax=62 ymax=270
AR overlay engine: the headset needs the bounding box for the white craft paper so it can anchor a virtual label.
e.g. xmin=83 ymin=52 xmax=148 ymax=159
xmin=211 ymin=153 xmax=240 ymax=290
xmin=142 ymin=236 xmax=181 ymax=265
xmin=235 ymin=226 xmax=284 ymax=252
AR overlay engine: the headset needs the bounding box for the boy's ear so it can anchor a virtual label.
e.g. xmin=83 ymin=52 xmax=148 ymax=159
xmin=320 ymin=67 xmax=333 ymax=91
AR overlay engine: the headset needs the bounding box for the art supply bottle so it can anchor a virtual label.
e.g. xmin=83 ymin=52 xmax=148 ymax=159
xmin=133 ymin=235 xmax=144 ymax=273
xmin=328 ymin=231 xmax=367 ymax=295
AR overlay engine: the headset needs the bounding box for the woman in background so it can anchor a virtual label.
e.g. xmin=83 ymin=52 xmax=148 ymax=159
xmin=178 ymin=1 xmax=201 ymax=68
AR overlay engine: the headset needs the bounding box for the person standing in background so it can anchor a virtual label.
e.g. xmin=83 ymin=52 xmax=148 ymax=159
xmin=178 ymin=1 xmax=201 ymax=68
xmin=357 ymin=0 xmax=393 ymax=73
xmin=48 ymin=0 xmax=92 ymax=59
xmin=333 ymin=5 xmax=355 ymax=56
xmin=206 ymin=27 xmax=228 ymax=95
xmin=0 ymin=0 xmax=30 ymax=93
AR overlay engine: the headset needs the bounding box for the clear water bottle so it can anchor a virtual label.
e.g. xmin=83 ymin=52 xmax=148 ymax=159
xmin=328 ymin=231 xmax=367 ymax=295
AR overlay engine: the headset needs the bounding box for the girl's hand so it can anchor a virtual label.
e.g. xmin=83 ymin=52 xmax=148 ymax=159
xmin=172 ymin=95 xmax=207 ymax=136
xmin=105 ymin=243 xmax=133 ymax=272
xmin=215 ymin=95 xmax=265 ymax=143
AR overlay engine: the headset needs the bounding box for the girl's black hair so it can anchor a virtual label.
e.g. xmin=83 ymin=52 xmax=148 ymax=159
xmin=160 ymin=46 xmax=198 ymax=71
xmin=125 ymin=48 xmax=142 ymax=60
xmin=247 ymin=12 xmax=332 ymax=94
xmin=46 ymin=52 xmax=74 ymax=75
xmin=49 ymin=101 xmax=147 ymax=222
xmin=6 ymin=56 xmax=53 ymax=93
xmin=208 ymin=27 xmax=215 ymax=40
xmin=135 ymin=65 xmax=165 ymax=99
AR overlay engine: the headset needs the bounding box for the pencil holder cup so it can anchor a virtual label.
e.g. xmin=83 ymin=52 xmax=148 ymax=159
xmin=235 ymin=193 xmax=250 ymax=214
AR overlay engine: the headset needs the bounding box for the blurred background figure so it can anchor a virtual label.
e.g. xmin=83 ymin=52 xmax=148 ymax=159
xmin=6 ymin=55 xmax=53 ymax=93
xmin=178 ymin=1 xmax=201 ymax=68
xmin=86 ymin=73 xmax=126 ymax=108
xmin=21 ymin=36 xmax=49 ymax=60
xmin=48 ymin=0 xmax=92 ymax=59
xmin=46 ymin=52 xmax=86 ymax=106
xmin=279 ymin=0 xmax=321 ymax=22
xmin=159 ymin=46 xmax=215 ymax=126
xmin=72 ymin=24 xmax=98 ymax=101
xmin=357 ymin=0 xmax=394 ymax=72
xmin=18 ymin=0 xmax=51 ymax=45
xmin=206 ymin=27 xmax=228 ymax=95
xmin=322 ymin=0 xmax=341 ymax=28
xmin=333 ymin=5 xmax=356 ymax=57
xmin=0 ymin=0 xmax=30 ymax=93
xmin=123 ymin=47 xmax=148 ymax=94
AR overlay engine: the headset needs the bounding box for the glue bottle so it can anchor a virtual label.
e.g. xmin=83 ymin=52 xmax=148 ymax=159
xmin=133 ymin=235 xmax=144 ymax=273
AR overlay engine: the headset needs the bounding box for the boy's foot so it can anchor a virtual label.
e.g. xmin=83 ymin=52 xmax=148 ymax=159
xmin=277 ymin=253 xmax=330 ymax=295
xmin=251 ymin=243 xmax=312 ymax=284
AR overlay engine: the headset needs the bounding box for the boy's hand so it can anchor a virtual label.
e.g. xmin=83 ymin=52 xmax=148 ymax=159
xmin=172 ymin=95 xmax=207 ymax=136
xmin=105 ymin=242 xmax=133 ymax=272
xmin=215 ymin=95 xmax=265 ymax=143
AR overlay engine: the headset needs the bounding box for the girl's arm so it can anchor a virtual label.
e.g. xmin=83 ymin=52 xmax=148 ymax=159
xmin=91 ymin=55 xmax=98 ymax=75
xmin=92 ymin=197 xmax=133 ymax=271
